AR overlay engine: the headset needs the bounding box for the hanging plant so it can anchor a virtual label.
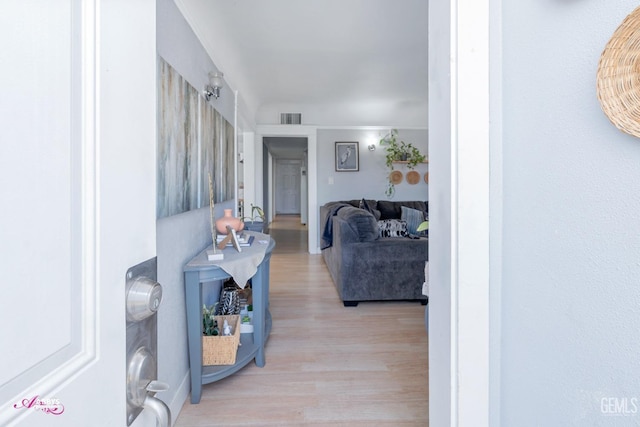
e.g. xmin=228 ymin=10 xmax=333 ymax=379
xmin=380 ymin=129 xmax=427 ymax=198
xmin=381 ymin=129 xmax=426 ymax=170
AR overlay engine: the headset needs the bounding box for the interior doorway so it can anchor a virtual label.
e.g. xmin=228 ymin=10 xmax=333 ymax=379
xmin=263 ymin=136 xmax=309 ymax=237
xmin=275 ymin=159 xmax=302 ymax=215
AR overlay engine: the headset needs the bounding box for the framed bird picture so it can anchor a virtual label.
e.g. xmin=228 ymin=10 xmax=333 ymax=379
xmin=335 ymin=141 xmax=359 ymax=172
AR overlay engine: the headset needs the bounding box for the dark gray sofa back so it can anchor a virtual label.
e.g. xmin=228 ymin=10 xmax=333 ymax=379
xmin=377 ymin=200 xmax=428 ymax=220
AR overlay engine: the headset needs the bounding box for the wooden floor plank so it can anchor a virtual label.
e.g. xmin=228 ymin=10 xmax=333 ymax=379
xmin=174 ymin=215 xmax=429 ymax=426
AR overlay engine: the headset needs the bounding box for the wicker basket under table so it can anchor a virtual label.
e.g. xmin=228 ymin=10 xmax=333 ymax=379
xmin=202 ymin=315 xmax=241 ymax=365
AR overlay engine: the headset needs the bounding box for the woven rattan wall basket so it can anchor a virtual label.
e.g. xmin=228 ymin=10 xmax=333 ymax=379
xmin=597 ymin=5 xmax=640 ymax=138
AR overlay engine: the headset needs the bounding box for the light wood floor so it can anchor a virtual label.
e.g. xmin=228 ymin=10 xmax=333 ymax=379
xmin=175 ymin=215 xmax=429 ymax=426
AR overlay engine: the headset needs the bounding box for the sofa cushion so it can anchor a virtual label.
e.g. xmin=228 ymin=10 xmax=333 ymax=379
xmin=336 ymin=206 xmax=378 ymax=242
xmin=401 ymin=206 xmax=427 ymax=236
xmin=377 ymin=200 xmax=428 ymax=220
xmin=359 ymin=198 xmax=382 ymax=220
xmin=377 ymin=219 xmax=408 ymax=238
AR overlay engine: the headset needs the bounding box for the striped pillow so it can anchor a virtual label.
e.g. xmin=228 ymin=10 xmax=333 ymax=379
xmin=401 ymin=206 xmax=426 ymax=236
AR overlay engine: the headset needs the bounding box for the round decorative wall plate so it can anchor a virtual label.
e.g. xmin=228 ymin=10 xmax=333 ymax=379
xmin=389 ymin=170 xmax=403 ymax=184
xmin=597 ymin=5 xmax=640 ymax=137
xmin=424 ymin=172 xmax=429 ymax=184
xmin=406 ymin=170 xmax=420 ymax=185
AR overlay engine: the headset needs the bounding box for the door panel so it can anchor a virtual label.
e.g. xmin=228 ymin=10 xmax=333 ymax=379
xmin=0 ymin=1 xmax=157 ymax=426
xmin=0 ymin=1 xmax=78 ymax=404
xmin=275 ymin=161 xmax=301 ymax=214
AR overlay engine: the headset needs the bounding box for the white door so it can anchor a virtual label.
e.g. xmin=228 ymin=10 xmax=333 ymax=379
xmin=0 ymin=2 xmax=157 ymax=426
xmin=275 ymin=160 xmax=301 ymax=214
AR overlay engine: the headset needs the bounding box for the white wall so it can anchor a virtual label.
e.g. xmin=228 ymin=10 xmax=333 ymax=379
xmin=316 ymin=128 xmax=429 ymax=206
xmin=155 ymin=0 xmax=239 ymax=417
xmin=500 ymin=1 xmax=640 ymax=424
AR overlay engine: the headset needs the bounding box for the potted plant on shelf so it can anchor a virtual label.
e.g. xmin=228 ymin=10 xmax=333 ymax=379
xmin=381 ymin=129 xmax=427 ymax=197
xmin=242 ymin=204 xmax=266 ymax=233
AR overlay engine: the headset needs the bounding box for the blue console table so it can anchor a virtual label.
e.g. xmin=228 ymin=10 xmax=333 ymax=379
xmin=183 ymin=233 xmax=275 ymax=404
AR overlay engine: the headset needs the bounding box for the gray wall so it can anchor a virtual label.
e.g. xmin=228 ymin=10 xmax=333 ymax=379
xmin=155 ymin=0 xmax=236 ymax=416
xmin=316 ymin=128 xmax=429 ymax=206
xmin=500 ymin=0 xmax=640 ymax=424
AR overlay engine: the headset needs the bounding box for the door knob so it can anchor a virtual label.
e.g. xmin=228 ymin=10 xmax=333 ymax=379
xmin=126 ymin=276 xmax=163 ymax=322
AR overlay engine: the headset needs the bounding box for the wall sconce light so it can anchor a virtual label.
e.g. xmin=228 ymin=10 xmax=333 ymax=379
xmin=368 ymin=144 xmax=376 ymax=151
xmin=204 ymin=71 xmax=224 ymax=101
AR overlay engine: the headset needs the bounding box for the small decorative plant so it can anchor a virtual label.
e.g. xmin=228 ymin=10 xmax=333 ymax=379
xmin=203 ymin=303 xmax=219 ymax=336
xmin=242 ymin=204 xmax=266 ymax=233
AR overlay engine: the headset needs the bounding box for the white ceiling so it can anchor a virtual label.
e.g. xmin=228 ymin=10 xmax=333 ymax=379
xmin=175 ymin=0 xmax=428 ymax=126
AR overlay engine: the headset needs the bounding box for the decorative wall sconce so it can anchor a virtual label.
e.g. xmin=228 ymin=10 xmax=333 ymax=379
xmin=204 ymin=71 xmax=224 ymax=100
xmin=368 ymin=144 xmax=376 ymax=151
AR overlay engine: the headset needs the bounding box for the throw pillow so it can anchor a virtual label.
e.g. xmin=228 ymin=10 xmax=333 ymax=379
xmin=401 ymin=206 xmax=426 ymax=236
xmin=359 ymin=198 xmax=381 ymax=220
xmin=377 ymin=219 xmax=408 ymax=238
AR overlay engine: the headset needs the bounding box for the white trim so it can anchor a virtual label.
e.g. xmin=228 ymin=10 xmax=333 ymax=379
xmin=234 ymin=90 xmax=239 ymax=216
xmin=255 ymin=125 xmax=319 ymax=254
xmin=429 ymin=0 xmax=494 ymax=425
xmin=453 ymin=0 xmax=491 ymax=425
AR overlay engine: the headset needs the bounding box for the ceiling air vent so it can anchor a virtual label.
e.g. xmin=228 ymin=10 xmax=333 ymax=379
xmin=280 ymin=113 xmax=302 ymax=125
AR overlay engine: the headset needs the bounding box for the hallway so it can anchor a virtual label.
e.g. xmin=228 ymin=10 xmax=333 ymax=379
xmin=175 ymin=215 xmax=428 ymax=426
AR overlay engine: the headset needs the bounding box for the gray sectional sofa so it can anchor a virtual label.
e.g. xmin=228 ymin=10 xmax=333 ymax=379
xmin=320 ymin=199 xmax=429 ymax=306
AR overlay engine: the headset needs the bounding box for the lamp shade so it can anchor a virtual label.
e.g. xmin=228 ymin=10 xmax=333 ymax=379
xmin=209 ymin=72 xmax=224 ymax=88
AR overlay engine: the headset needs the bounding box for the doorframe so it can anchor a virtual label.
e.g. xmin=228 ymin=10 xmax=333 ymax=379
xmin=255 ymin=125 xmax=318 ymax=254
xmin=429 ymin=0 xmax=496 ymax=425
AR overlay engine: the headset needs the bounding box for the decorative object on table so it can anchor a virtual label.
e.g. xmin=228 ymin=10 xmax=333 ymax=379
xmin=217 ymin=232 xmax=255 ymax=247
xmin=597 ymin=5 xmax=640 ymax=138
xmin=215 ymin=224 xmax=247 ymax=252
xmin=216 ymin=208 xmax=244 ymax=234
xmin=242 ymin=203 xmax=266 ymax=233
xmin=222 ymin=318 xmax=231 ymax=336
xmin=380 ymin=129 xmax=426 ymax=197
xmin=335 ymin=141 xmax=359 ymax=171
xmin=406 ymin=170 xmax=420 ymax=185
xmin=219 ymin=281 xmax=241 ymax=315
xmin=240 ymin=304 xmax=253 ymax=334
xmin=207 ymin=173 xmax=224 ymax=261
xmin=202 ymin=314 xmax=240 ymax=365
xmin=424 ymin=172 xmax=429 ymax=184
xmin=229 ymin=226 xmax=242 ymax=252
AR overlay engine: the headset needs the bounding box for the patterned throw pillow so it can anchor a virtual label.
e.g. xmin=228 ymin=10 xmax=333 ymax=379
xmin=377 ymin=219 xmax=408 ymax=238
xmin=401 ymin=206 xmax=427 ymax=236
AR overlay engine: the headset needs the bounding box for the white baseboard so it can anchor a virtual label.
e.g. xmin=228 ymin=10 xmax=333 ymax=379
xmin=166 ymin=372 xmax=190 ymax=425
